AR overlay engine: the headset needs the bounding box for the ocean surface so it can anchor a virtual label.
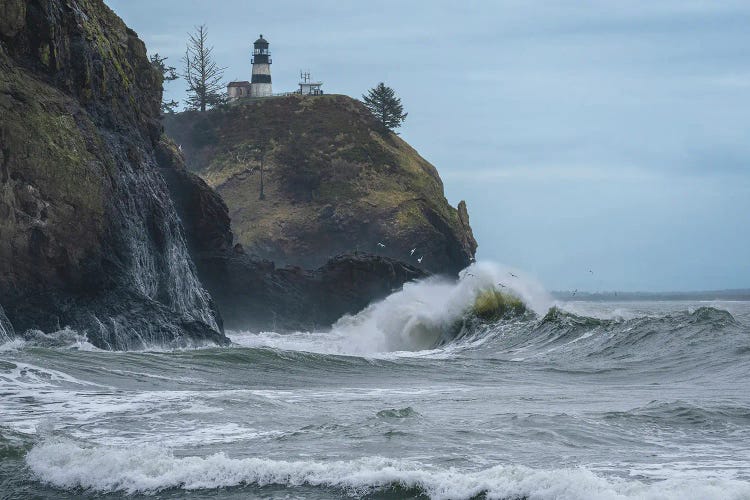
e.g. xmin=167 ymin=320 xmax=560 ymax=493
xmin=2 ymin=263 xmax=749 ymax=499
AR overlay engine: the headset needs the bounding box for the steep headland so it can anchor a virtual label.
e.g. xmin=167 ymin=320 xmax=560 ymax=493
xmin=0 ymin=0 xmax=475 ymax=343
xmin=0 ymin=0 xmax=226 ymax=348
xmin=158 ymin=140 xmax=427 ymax=331
xmin=163 ymin=94 xmax=477 ymax=275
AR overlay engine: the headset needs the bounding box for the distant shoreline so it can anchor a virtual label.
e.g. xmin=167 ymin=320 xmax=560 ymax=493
xmin=551 ymin=289 xmax=750 ymax=301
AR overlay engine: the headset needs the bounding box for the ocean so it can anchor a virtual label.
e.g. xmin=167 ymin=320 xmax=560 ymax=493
xmin=1 ymin=262 xmax=749 ymax=499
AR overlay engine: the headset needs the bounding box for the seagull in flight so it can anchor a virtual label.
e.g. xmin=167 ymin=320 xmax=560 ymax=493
xmin=417 ymin=256 xmax=423 ymax=264
xmin=572 ymin=289 xmax=578 ymax=297
xmin=509 ymin=272 xmax=518 ymax=278
xmin=497 ymin=283 xmax=507 ymax=288
xmin=410 ymin=248 xmax=416 ymax=256
xmin=377 ymin=242 xmax=385 ymax=248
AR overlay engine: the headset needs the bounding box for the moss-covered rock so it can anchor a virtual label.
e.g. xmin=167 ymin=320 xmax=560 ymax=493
xmin=163 ymin=94 xmax=477 ymax=275
xmin=0 ymin=0 xmax=225 ymax=349
xmin=0 ymin=0 xmax=26 ymax=38
xmin=158 ymin=136 xmax=428 ymax=331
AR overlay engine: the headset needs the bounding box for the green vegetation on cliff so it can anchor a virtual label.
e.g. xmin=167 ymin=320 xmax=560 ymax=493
xmin=164 ymin=94 xmax=477 ymax=274
xmin=0 ymin=0 xmax=223 ymax=347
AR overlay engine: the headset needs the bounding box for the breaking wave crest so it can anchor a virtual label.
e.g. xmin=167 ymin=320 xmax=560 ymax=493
xmin=230 ymin=263 xmax=749 ymax=377
xmin=25 ymin=439 xmax=750 ymax=499
xmin=233 ymin=262 xmax=551 ymax=355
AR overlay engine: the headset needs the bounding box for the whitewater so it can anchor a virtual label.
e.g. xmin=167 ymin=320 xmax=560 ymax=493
xmin=1 ymin=262 xmax=750 ymax=499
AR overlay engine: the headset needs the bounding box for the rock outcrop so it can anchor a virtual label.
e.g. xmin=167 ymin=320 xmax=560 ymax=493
xmin=163 ymin=94 xmax=477 ymax=276
xmin=0 ymin=303 xmax=14 ymax=342
xmin=158 ymin=140 xmax=427 ymax=331
xmin=0 ymin=0 xmax=227 ymax=348
xmin=198 ymin=251 xmax=426 ymax=331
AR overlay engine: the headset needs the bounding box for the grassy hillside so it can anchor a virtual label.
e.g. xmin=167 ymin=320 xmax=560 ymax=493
xmin=164 ymin=94 xmax=477 ymax=274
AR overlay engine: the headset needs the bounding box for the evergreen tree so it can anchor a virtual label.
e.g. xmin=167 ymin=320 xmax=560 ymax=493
xmin=362 ymin=82 xmax=408 ymax=131
xmin=182 ymin=25 xmax=226 ymax=112
xmin=149 ymin=53 xmax=180 ymax=114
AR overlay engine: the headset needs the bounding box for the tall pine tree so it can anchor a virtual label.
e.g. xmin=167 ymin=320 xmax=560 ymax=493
xmin=362 ymin=83 xmax=408 ymax=131
xmin=182 ymin=25 xmax=226 ymax=112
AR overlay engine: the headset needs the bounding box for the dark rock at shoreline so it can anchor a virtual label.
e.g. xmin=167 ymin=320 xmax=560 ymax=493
xmin=199 ymin=252 xmax=427 ymax=331
xmin=0 ymin=304 xmax=14 ymax=341
xmin=158 ymin=140 xmax=427 ymax=331
xmin=0 ymin=0 xmax=226 ymax=348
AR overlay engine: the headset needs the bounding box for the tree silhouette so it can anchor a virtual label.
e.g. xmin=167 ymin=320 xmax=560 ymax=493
xmin=182 ymin=25 xmax=226 ymax=112
xmin=362 ymin=82 xmax=408 ymax=131
xmin=149 ymin=53 xmax=179 ymax=114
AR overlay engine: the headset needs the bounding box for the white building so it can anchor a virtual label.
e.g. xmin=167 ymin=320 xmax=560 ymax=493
xmin=227 ymin=81 xmax=251 ymax=100
xmin=298 ymin=71 xmax=323 ymax=96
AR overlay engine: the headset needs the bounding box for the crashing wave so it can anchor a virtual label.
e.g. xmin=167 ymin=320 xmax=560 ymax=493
xmin=25 ymin=439 xmax=750 ymax=499
xmin=300 ymin=262 xmax=546 ymax=354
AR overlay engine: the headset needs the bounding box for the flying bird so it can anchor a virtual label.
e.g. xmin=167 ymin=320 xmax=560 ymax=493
xmin=497 ymin=283 xmax=507 ymax=288
xmin=509 ymin=272 xmax=518 ymax=278
xmin=572 ymin=289 xmax=578 ymax=297
xmin=588 ymin=270 xmax=594 ymax=274
xmin=417 ymin=256 xmax=423 ymax=264
xmin=377 ymin=242 xmax=385 ymax=248
xmin=410 ymin=248 xmax=416 ymax=256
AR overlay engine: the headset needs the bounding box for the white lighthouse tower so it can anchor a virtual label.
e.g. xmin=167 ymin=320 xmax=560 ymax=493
xmin=250 ymin=34 xmax=272 ymax=97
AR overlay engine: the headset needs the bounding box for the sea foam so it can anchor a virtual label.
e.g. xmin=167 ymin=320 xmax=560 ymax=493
xmin=26 ymin=439 xmax=750 ymax=499
xmin=233 ymin=261 xmax=553 ymax=355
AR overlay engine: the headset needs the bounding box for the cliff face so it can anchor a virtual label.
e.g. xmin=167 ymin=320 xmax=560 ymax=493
xmin=0 ymin=0 xmax=226 ymax=348
xmin=163 ymin=94 xmax=477 ymax=275
xmin=158 ymin=139 xmax=427 ymax=331
xmin=0 ymin=304 xmax=13 ymax=343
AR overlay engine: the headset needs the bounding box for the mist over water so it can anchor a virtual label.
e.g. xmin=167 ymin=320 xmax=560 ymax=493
xmin=2 ymin=262 xmax=750 ymax=499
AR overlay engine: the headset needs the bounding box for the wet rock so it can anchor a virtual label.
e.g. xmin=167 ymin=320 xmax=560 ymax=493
xmin=158 ymin=145 xmax=428 ymax=332
xmin=198 ymin=252 xmax=427 ymax=332
xmin=0 ymin=0 xmax=26 ymax=39
xmin=0 ymin=0 xmax=225 ymax=349
xmin=0 ymin=304 xmax=14 ymax=342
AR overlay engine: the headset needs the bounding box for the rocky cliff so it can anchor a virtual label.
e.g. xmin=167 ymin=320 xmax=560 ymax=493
xmin=0 ymin=0 xmax=227 ymax=348
xmin=158 ymin=140 xmax=427 ymax=331
xmin=163 ymin=95 xmax=477 ymax=275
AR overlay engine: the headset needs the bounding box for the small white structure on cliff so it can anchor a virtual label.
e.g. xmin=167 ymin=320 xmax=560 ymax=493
xmin=227 ymin=34 xmax=272 ymax=100
xmin=298 ymin=71 xmax=323 ymax=96
xmin=227 ymin=81 xmax=251 ymax=100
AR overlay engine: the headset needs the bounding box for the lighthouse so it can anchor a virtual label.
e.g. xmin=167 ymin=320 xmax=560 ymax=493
xmin=250 ymin=34 xmax=272 ymax=97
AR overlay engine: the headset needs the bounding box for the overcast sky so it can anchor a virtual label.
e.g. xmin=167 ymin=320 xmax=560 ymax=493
xmin=106 ymin=0 xmax=750 ymax=292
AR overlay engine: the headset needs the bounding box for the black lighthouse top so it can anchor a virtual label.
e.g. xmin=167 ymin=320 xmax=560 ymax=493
xmin=252 ymin=34 xmax=270 ymax=64
xmin=254 ymin=35 xmax=269 ymax=51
